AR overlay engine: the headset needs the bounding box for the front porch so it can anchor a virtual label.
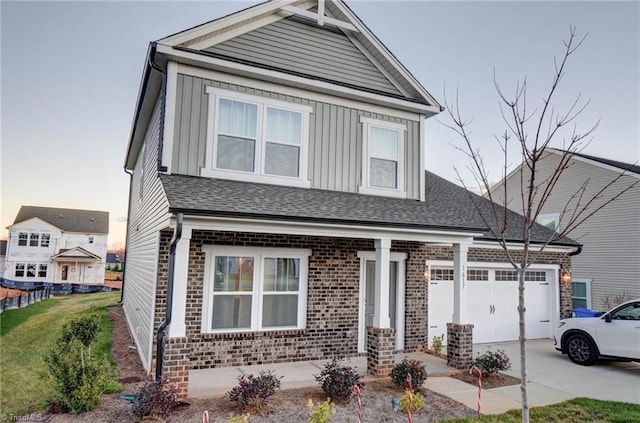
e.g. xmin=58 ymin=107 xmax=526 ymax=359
xmin=188 ymin=350 xmax=456 ymax=398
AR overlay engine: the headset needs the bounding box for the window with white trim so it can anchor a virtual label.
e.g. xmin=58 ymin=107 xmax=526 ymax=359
xmin=38 ymin=264 xmax=48 ymax=277
xmin=15 ymin=263 xmax=25 ymax=277
xmin=18 ymin=232 xmax=28 ymax=246
xmin=571 ymin=279 xmax=591 ymax=309
xmin=26 ymin=264 xmax=36 ymax=278
xmin=203 ymin=87 xmax=312 ymax=188
xmin=537 ymin=213 xmax=560 ymax=232
xmin=202 ymin=246 xmax=310 ymax=333
xmin=41 ymin=234 xmax=50 ymax=247
xmin=359 ymin=116 xmax=406 ymax=198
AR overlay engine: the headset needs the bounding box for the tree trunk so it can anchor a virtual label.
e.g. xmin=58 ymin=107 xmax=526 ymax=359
xmin=519 ymin=260 xmax=529 ymax=423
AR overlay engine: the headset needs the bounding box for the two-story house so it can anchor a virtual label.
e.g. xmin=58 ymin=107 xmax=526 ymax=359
xmin=2 ymin=206 xmax=109 ymax=294
xmin=489 ymin=148 xmax=640 ymax=311
xmin=123 ymin=0 xmax=580 ymax=398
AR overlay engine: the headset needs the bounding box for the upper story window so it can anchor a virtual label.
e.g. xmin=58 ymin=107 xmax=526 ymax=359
xmin=18 ymin=232 xmax=28 ymax=246
xmin=88 ymin=236 xmax=94 ymax=244
xmin=537 ymin=213 xmax=560 ymax=232
xmin=359 ymin=117 xmax=406 ymax=198
xmin=41 ymin=234 xmax=50 ymax=247
xmin=203 ymin=87 xmax=312 ymax=188
xmin=29 ymin=233 xmax=40 ymax=247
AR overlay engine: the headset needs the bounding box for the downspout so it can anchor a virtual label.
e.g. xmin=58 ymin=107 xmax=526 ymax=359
xmin=119 ymin=168 xmax=133 ymax=304
xmin=155 ymin=212 xmax=183 ymax=381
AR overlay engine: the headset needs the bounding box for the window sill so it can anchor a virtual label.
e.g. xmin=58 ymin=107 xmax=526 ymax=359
xmin=358 ymin=185 xmax=407 ymax=199
xmin=201 ymin=168 xmax=311 ymax=189
xmin=201 ymin=329 xmax=307 ymax=339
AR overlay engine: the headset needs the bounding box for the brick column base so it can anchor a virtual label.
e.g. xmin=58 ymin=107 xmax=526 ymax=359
xmin=446 ymin=323 xmax=474 ymax=369
xmin=161 ymin=337 xmax=191 ymax=399
xmin=366 ymin=326 xmax=395 ymax=377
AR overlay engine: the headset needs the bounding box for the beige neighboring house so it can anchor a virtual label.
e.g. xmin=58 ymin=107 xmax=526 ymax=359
xmin=2 ymin=206 xmax=109 ymax=294
xmin=490 ymin=148 xmax=640 ymax=310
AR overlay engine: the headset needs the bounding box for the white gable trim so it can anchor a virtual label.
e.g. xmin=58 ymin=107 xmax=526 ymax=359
xmin=280 ymin=4 xmax=357 ymax=31
xmin=163 ymin=50 xmax=439 ymax=115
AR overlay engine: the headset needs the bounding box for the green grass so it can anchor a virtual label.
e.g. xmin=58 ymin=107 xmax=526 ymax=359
xmin=0 ymin=292 xmax=122 ymax=416
xmin=444 ymin=397 xmax=640 ymax=422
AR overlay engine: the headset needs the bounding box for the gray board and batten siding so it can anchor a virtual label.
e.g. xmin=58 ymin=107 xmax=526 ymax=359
xmin=203 ymin=17 xmax=404 ymax=98
xmin=171 ymin=74 xmax=423 ymax=200
xmin=124 ymin=96 xmax=171 ymax=371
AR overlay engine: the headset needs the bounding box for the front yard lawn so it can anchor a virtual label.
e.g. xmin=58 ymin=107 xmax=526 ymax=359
xmin=0 ymin=292 xmax=121 ymax=416
xmin=444 ymin=397 xmax=640 ymax=422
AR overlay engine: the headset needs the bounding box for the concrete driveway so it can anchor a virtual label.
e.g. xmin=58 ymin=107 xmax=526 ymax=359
xmin=474 ymin=339 xmax=640 ymax=405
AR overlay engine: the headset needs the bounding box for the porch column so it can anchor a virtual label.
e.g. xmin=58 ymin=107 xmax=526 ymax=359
xmin=451 ymin=242 xmax=469 ymax=323
xmin=168 ymin=227 xmax=192 ymax=338
xmin=448 ymin=242 xmax=474 ymax=369
xmin=374 ymin=238 xmax=391 ymax=328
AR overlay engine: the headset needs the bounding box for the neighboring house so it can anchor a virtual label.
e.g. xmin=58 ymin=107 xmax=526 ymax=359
xmin=2 ymin=206 xmax=109 ymax=293
xmin=106 ymin=253 xmax=123 ymax=270
xmin=0 ymin=240 xmax=7 ymax=278
xmin=123 ymin=0 xmax=579 ymax=397
xmin=490 ymin=148 xmax=640 ymax=311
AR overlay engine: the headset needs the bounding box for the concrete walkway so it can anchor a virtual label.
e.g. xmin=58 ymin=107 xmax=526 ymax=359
xmin=189 ymin=339 xmax=640 ymax=415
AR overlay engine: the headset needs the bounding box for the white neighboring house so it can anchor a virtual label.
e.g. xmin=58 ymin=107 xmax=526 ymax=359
xmin=0 ymin=240 xmax=6 ymax=278
xmin=2 ymin=206 xmax=109 ymax=289
xmin=490 ymin=148 xmax=640 ymax=310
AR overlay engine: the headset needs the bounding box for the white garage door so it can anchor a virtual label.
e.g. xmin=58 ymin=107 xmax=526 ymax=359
xmin=428 ymin=266 xmax=554 ymax=345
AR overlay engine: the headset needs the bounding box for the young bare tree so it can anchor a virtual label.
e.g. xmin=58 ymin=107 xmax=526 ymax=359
xmin=441 ymin=26 xmax=638 ymax=423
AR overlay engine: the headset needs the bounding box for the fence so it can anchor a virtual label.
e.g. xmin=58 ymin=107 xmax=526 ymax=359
xmin=0 ymin=287 xmax=52 ymax=313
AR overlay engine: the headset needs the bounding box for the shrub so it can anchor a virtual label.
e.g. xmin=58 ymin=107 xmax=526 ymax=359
xmin=44 ymin=314 xmax=114 ymax=413
xmin=471 ymin=349 xmax=511 ymax=376
xmin=398 ymin=390 xmax=424 ymax=413
xmin=227 ymin=370 xmax=282 ymax=411
xmin=131 ymin=377 xmax=180 ymax=419
xmin=226 ymin=412 xmax=250 ymax=423
xmin=308 ymin=398 xmax=336 ymax=423
xmin=391 ymin=358 xmax=428 ymax=391
xmin=432 ymin=333 xmax=444 ymax=356
xmin=314 ymin=359 xmax=363 ymax=402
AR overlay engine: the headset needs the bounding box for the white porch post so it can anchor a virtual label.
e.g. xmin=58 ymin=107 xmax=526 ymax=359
xmin=374 ymin=238 xmax=391 ymax=328
xmin=169 ymin=227 xmax=192 ymax=338
xmin=452 ymin=242 xmax=469 ymax=324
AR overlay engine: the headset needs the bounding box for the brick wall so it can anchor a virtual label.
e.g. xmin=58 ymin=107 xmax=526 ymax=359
xmin=151 ymin=230 xmax=571 ymax=377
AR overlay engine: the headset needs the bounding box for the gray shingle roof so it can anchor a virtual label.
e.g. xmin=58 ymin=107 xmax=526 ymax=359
xmin=550 ymin=148 xmax=640 ymax=175
xmin=159 ymin=172 xmax=578 ymax=247
xmin=13 ymin=206 xmax=109 ymax=234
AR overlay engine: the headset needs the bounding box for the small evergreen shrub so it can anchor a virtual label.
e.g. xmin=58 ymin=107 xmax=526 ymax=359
xmin=45 ymin=314 xmax=114 ymax=413
xmin=227 ymin=370 xmax=282 ymax=411
xmin=471 ymin=349 xmax=511 ymax=376
xmin=226 ymin=412 xmax=250 ymax=423
xmin=314 ymin=359 xmax=363 ymax=402
xmin=307 ymin=398 xmax=336 ymax=423
xmin=391 ymin=358 xmax=428 ymax=391
xmin=432 ymin=333 xmax=444 ymax=355
xmin=131 ymin=377 xmax=180 ymax=419
xmin=398 ymin=390 xmax=424 ymax=413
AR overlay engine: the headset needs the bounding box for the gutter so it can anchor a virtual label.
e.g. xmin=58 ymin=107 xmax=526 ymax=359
xmin=155 ymin=212 xmax=183 ymax=381
xmin=569 ymin=245 xmax=583 ymax=256
xmin=119 ymin=168 xmax=134 ymax=304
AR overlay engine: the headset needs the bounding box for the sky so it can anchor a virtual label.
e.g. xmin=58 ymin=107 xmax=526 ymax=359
xmin=2 ymin=0 xmax=638 ymax=249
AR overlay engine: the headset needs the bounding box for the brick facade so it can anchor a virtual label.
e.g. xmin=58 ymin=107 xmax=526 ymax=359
xmin=366 ymin=326 xmax=396 ymax=376
xmin=446 ymin=323 xmax=474 ymax=368
xmin=152 ymin=229 xmax=571 ymax=396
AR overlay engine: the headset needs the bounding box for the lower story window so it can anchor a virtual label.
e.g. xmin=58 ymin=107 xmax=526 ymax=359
xmin=202 ymin=246 xmax=310 ymax=333
xmin=26 ymin=264 xmax=36 ymax=277
xmin=15 ymin=263 xmax=25 ymax=277
xmin=571 ymin=279 xmax=591 ymax=309
xmin=38 ymin=264 xmax=48 ymax=277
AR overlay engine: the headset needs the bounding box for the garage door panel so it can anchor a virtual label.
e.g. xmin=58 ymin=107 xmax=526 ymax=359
xmin=428 ymin=265 xmax=554 ymax=345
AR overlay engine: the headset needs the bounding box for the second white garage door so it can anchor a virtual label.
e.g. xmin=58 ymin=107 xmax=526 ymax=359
xmin=428 ymin=264 xmax=557 ymax=345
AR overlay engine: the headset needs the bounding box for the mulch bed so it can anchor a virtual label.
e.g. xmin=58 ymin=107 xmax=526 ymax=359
xmin=451 ymin=371 xmax=521 ymax=389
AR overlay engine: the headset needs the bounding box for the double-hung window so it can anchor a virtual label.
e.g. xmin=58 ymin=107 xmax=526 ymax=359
xmin=18 ymin=232 xmax=28 ymax=246
xmin=203 ymin=87 xmax=312 ymax=188
xmin=38 ymin=264 xmax=48 ymax=277
xmin=359 ymin=117 xmax=406 ymax=198
xmin=29 ymin=233 xmax=40 ymax=247
xmin=41 ymin=234 xmax=50 ymax=247
xmin=202 ymin=246 xmax=310 ymax=333
xmin=26 ymin=264 xmax=36 ymax=278
xmin=15 ymin=263 xmax=25 ymax=277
